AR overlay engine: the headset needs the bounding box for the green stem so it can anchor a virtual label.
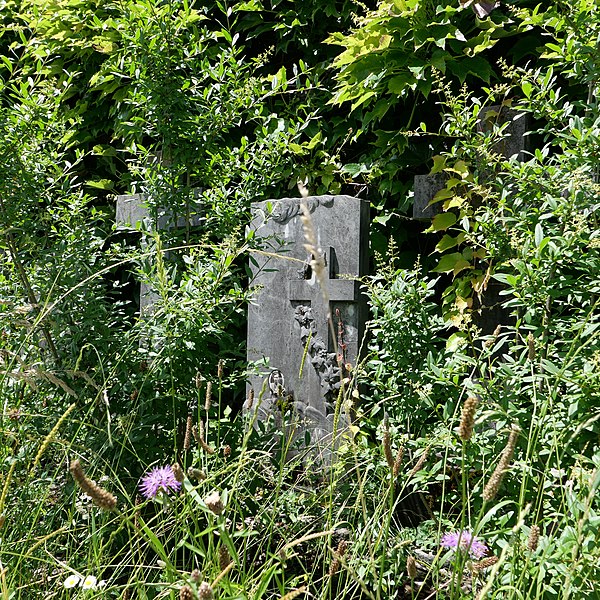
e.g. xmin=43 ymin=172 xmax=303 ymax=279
xmin=0 ymin=196 xmax=60 ymax=363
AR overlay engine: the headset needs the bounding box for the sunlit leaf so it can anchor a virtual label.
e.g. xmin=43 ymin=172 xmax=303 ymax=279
xmin=430 ymin=212 xmax=457 ymax=231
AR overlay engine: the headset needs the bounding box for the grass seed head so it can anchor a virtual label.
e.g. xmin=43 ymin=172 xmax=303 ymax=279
xmin=197 ymin=582 xmax=214 ymax=600
xmin=188 ymin=467 xmax=207 ymax=481
xmin=528 ymin=524 xmax=540 ymax=551
xmin=200 ymin=440 xmax=215 ymax=455
xmin=406 ymin=555 xmax=417 ymax=579
xmin=279 ymin=586 xmax=306 ymax=600
xmin=172 ymin=462 xmax=184 ymax=483
xmin=69 ymin=459 xmax=117 ymax=511
xmin=329 ymin=539 xmax=348 ymax=576
xmin=204 ymin=491 xmax=224 ymax=515
xmin=328 ymin=557 xmax=340 ymax=576
xmin=195 ymin=371 xmax=203 ymax=390
xmin=219 ymin=545 xmax=232 ymax=570
xmin=527 ymin=332 xmax=535 ymax=360
xmin=393 ymin=446 xmax=405 ymax=478
xmin=205 ymin=381 xmax=213 ymax=411
xmin=299 ymin=204 xmax=326 ymax=289
xmin=483 ymin=424 xmax=520 ymax=502
xmin=245 ymin=388 xmax=254 ymax=410
xmin=472 ymin=556 xmax=499 ymax=570
xmin=184 ymin=415 xmax=193 ymax=451
xmin=459 ymin=396 xmax=479 ymax=442
xmin=409 ymin=447 xmax=429 ymax=477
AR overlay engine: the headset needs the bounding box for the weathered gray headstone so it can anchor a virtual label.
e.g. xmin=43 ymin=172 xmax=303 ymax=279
xmin=247 ymin=195 xmax=369 ymax=464
xmin=476 ymin=104 xmax=529 ymax=162
xmin=412 ymin=173 xmax=447 ymax=220
xmin=413 ymin=105 xmax=529 ymax=220
xmin=115 ymin=192 xmax=203 ymax=315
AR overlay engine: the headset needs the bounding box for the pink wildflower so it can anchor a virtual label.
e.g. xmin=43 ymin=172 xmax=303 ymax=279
xmin=139 ymin=465 xmax=181 ymax=499
xmin=441 ymin=530 xmax=488 ymax=559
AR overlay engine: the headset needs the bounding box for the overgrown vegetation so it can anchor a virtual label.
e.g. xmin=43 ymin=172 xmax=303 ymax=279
xmin=1 ymin=0 xmax=599 ymax=598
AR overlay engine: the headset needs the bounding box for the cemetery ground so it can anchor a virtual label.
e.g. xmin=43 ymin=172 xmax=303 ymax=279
xmin=2 ymin=1 xmax=600 ymax=599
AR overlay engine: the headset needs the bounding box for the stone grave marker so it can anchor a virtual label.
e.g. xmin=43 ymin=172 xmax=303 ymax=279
xmin=247 ymin=195 xmax=369 ymax=464
xmin=413 ymin=105 xmax=529 ymax=220
xmin=477 ymin=104 xmax=529 ymax=162
xmin=411 ymin=105 xmax=527 ymax=334
xmin=115 ymin=192 xmax=203 ymax=315
xmin=413 ymin=173 xmax=447 ymax=221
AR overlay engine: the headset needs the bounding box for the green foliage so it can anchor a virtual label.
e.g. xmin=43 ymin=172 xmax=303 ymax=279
xmin=0 ymin=69 xmax=122 ymax=372
xmin=354 ymin=4 xmax=600 ymax=598
xmin=329 ymin=0 xmax=505 ymax=109
xmin=325 ymin=1 xmax=530 ymax=213
xmin=1 ymin=1 xmax=600 ymax=599
xmin=362 ymin=256 xmax=449 ymax=431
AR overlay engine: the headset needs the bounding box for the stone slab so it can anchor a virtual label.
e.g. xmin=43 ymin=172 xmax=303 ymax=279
xmin=412 ymin=173 xmax=447 ymax=220
xmin=477 ymin=104 xmax=529 ymax=161
xmin=413 ymin=105 xmax=529 ymax=221
xmin=247 ymin=195 xmax=369 ymax=464
xmin=115 ymin=192 xmax=204 ymax=317
xmin=115 ymin=193 xmax=204 ymax=232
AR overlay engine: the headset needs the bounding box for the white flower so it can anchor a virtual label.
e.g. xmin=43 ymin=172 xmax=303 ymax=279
xmin=82 ymin=575 xmax=98 ymax=590
xmin=63 ymin=574 xmax=81 ymax=588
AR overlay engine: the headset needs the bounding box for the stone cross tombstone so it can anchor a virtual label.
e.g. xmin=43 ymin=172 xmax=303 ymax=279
xmin=115 ymin=192 xmax=202 ymax=316
xmin=247 ymin=195 xmax=369 ymax=465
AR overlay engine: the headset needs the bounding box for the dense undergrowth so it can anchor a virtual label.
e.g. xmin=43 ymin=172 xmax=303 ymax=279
xmin=1 ymin=1 xmax=600 ymax=598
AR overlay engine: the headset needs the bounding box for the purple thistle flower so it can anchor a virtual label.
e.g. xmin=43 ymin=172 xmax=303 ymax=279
xmin=441 ymin=530 xmax=488 ymax=559
xmin=139 ymin=465 xmax=182 ymax=499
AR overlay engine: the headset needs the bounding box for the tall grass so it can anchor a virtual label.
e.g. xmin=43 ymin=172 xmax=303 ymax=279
xmin=2 ymin=184 xmax=599 ymax=600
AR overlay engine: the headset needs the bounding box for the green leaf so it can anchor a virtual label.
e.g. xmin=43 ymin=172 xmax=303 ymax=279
xmin=447 ymin=56 xmax=493 ymax=83
xmin=541 ymin=359 xmax=561 ymax=375
xmin=431 ymin=252 xmax=463 ymax=273
xmin=305 ymin=131 xmax=322 ymax=150
xmin=0 ymin=56 xmax=13 ymax=73
xmin=453 ymin=259 xmax=472 ymax=276
xmin=522 ymin=80 xmax=532 ymax=98
xmin=388 ymin=73 xmax=416 ymax=95
xmin=92 ymin=145 xmax=117 ymax=157
xmin=233 ymin=0 xmax=264 ymax=11
xmin=429 ymin=188 xmax=453 ymax=205
xmin=85 ymin=178 xmax=114 ymax=190
xmin=431 ymin=155 xmax=446 ymax=174
xmin=534 ymin=222 xmax=544 ymax=247
xmin=342 ymin=163 xmax=370 ymax=177
xmin=446 ymin=331 xmax=468 ymax=352
xmin=350 ymin=90 xmax=376 ymax=111
xmin=430 ymin=50 xmax=447 ymax=72
xmin=444 ymin=195 xmax=466 ymax=209
xmin=373 ymin=214 xmax=392 ymax=225
xmin=435 ymin=233 xmax=463 ymax=252
xmin=447 ymin=160 xmax=470 ymax=179
xmin=430 ymin=211 xmax=457 ymax=231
